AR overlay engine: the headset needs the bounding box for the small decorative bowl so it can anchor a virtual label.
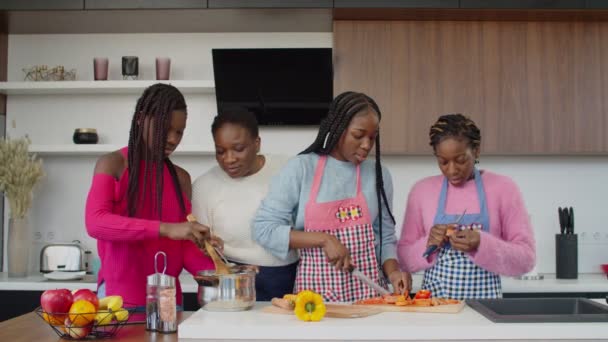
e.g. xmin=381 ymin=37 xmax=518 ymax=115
xmin=73 ymin=128 xmax=98 ymax=144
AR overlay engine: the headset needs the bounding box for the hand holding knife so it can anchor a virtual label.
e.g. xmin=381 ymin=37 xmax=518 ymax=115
xmin=348 ymin=266 xmax=390 ymax=296
xmin=422 ymin=209 xmax=467 ymax=258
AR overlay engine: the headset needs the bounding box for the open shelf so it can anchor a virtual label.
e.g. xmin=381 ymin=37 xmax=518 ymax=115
xmin=0 ymin=80 xmax=215 ymax=95
xmin=29 ymin=144 xmax=215 ymax=156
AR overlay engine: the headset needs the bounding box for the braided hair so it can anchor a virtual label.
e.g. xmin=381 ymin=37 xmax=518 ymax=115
xmin=126 ymin=83 xmax=187 ymax=219
xmin=301 ymin=91 xmax=395 ymax=262
xmin=429 ymin=113 xmax=481 ymax=151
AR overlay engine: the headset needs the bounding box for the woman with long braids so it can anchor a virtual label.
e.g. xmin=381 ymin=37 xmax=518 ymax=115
xmin=397 ymin=114 xmax=535 ymax=299
xmin=254 ymin=91 xmax=411 ymax=302
xmin=85 ymin=83 xmax=214 ymax=308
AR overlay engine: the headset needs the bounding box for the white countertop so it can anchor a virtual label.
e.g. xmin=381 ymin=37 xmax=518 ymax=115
xmin=0 ymin=272 xmax=606 ymax=294
xmin=501 ymin=273 xmax=608 ymax=293
xmin=178 ymin=301 xmax=608 ymax=341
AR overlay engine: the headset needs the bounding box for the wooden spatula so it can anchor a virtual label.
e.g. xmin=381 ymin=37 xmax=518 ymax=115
xmin=186 ymin=214 xmax=232 ymax=275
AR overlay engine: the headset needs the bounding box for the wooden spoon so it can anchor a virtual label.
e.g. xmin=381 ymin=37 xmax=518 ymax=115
xmin=186 ymin=214 xmax=232 ymax=275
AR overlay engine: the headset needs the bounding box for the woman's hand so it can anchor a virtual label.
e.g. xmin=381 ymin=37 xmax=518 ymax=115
xmin=321 ymin=234 xmax=352 ymax=272
xmin=388 ymin=270 xmax=412 ymax=294
xmin=160 ymin=221 xmax=210 ymax=246
xmin=449 ymin=229 xmax=480 ymax=252
xmin=209 ymin=235 xmax=224 ymax=252
xmin=427 ymin=224 xmax=452 ymax=247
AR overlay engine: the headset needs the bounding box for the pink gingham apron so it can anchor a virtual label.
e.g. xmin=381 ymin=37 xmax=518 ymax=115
xmin=294 ymin=156 xmax=387 ymax=302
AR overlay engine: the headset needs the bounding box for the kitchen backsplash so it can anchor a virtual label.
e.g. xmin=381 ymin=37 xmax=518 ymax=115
xmin=15 ymin=154 xmax=608 ymax=275
xmin=2 ymin=32 xmax=607 ymax=275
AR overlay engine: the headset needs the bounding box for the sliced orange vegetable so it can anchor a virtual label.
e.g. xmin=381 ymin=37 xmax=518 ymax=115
xmin=413 ymin=298 xmax=432 ymax=306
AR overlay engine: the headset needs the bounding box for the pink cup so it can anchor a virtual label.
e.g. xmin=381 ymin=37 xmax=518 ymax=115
xmin=93 ymin=57 xmax=109 ymax=81
xmin=156 ymin=57 xmax=171 ymax=80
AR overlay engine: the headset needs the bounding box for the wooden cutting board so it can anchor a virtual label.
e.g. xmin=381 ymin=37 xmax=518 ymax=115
xmin=261 ymin=303 xmax=382 ymax=318
xmin=352 ymin=301 xmax=465 ymax=313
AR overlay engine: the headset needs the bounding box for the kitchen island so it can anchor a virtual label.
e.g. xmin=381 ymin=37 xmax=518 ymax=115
xmin=177 ymin=302 xmax=608 ymax=341
xmin=1 ymin=301 xmax=607 ymax=341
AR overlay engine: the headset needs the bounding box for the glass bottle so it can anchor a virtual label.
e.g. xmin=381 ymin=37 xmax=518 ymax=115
xmin=157 ymin=273 xmax=177 ymax=333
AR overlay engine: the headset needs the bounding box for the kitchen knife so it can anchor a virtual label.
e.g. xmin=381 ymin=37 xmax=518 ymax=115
xmin=350 ymin=267 xmax=390 ymax=296
xmin=422 ymin=209 xmax=467 ymax=258
xmin=568 ymin=207 xmax=574 ymax=234
xmin=558 ymin=207 xmax=565 ymax=235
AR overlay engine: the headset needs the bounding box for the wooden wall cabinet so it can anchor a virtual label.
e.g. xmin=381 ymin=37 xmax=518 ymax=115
xmin=334 ymin=20 xmax=608 ymax=155
xmin=84 ymin=0 xmax=206 ymax=10
xmin=0 ymin=0 xmax=83 ymax=10
xmin=208 ymin=0 xmax=333 ymax=8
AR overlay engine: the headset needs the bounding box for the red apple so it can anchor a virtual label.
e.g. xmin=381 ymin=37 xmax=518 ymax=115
xmin=64 ymin=317 xmax=92 ymax=339
xmin=72 ymin=289 xmax=99 ymax=309
xmin=40 ymin=289 xmax=73 ymax=325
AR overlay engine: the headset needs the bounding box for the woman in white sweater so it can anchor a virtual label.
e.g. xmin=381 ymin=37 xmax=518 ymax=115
xmin=191 ymin=110 xmax=298 ymax=300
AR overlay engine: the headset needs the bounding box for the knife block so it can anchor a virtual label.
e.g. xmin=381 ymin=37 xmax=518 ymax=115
xmin=555 ymin=234 xmax=578 ymax=279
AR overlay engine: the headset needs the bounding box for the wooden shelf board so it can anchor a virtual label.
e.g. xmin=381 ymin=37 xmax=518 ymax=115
xmin=29 ymin=144 xmax=215 ymax=156
xmin=0 ymin=80 xmax=214 ymax=95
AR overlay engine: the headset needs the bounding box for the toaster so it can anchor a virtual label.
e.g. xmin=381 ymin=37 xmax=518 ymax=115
xmin=40 ymin=243 xmax=86 ymax=273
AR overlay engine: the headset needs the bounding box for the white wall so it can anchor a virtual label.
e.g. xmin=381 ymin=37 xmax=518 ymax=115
xmin=4 ymin=33 xmax=608 ymax=275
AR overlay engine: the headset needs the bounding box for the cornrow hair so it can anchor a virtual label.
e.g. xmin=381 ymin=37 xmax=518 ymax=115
xmin=429 ymin=113 xmax=481 ymax=151
xmin=301 ymin=91 xmax=396 ymax=264
xmin=211 ymin=109 xmax=259 ymax=138
xmin=126 ymin=83 xmax=187 ymax=220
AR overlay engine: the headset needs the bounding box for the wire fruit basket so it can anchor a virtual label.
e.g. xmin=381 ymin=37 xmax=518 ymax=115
xmin=35 ymin=307 xmax=131 ymax=340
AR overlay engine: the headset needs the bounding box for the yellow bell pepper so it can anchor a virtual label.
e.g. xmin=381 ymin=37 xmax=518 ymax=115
xmin=294 ymin=290 xmax=326 ymax=322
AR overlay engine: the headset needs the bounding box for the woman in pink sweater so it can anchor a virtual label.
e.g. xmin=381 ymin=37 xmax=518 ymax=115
xmin=85 ymin=84 xmax=214 ymax=308
xmin=397 ymin=114 xmax=535 ymax=299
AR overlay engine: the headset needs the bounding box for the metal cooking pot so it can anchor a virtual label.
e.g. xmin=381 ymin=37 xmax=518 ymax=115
xmin=194 ymin=266 xmax=256 ymax=311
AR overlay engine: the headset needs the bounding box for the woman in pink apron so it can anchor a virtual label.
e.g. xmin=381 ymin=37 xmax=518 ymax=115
xmin=397 ymin=114 xmax=535 ymax=299
xmin=254 ymin=91 xmax=411 ymax=302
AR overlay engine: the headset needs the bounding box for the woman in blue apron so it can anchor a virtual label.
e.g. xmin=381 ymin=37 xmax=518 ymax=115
xmin=397 ymin=114 xmax=535 ymax=299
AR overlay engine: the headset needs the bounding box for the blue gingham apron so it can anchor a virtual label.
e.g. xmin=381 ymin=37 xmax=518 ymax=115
xmin=422 ymin=168 xmax=502 ymax=299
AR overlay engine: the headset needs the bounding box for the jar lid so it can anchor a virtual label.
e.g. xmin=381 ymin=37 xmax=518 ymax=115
xmin=147 ymin=273 xmax=161 ymax=286
xmin=158 ymin=273 xmax=175 ymax=287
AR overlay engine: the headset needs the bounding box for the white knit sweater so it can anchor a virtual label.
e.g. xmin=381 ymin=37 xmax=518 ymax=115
xmin=191 ymin=154 xmax=299 ymax=267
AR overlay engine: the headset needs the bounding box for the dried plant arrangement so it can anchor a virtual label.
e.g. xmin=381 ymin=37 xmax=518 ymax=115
xmin=23 ymin=65 xmax=77 ymax=81
xmin=0 ymin=137 xmax=45 ymax=219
